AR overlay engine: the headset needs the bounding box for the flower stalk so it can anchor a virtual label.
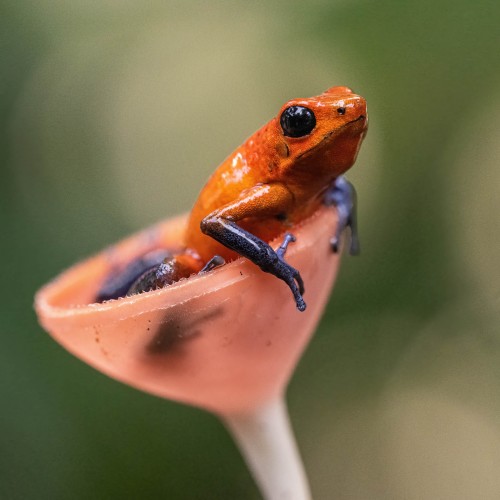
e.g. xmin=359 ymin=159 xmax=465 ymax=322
xmin=224 ymin=396 xmax=311 ymax=500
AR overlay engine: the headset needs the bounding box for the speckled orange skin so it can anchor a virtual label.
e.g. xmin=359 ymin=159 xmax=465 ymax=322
xmin=185 ymin=86 xmax=368 ymax=265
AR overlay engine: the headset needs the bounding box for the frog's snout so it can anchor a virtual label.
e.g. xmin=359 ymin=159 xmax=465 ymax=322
xmin=345 ymin=95 xmax=367 ymax=122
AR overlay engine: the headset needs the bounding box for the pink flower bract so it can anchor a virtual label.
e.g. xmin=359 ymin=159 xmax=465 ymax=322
xmin=35 ymin=206 xmax=342 ymax=415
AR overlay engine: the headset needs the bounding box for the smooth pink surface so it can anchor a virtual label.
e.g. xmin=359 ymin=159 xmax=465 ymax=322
xmin=35 ymin=207 xmax=341 ymax=415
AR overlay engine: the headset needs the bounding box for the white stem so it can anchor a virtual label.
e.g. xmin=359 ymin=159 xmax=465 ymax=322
xmin=222 ymin=396 xmax=312 ymax=500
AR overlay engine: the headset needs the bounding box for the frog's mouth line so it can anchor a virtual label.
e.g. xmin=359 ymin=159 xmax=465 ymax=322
xmin=296 ymin=114 xmax=367 ymax=161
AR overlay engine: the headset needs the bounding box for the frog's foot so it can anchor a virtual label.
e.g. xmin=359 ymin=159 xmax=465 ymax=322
xmin=274 ymin=233 xmax=306 ymax=311
xmin=200 ymin=255 xmax=225 ymax=274
xmin=97 ymin=249 xmax=171 ymax=302
xmin=127 ymin=253 xmax=204 ymax=296
xmin=324 ymin=175 xmax=360 ymax=255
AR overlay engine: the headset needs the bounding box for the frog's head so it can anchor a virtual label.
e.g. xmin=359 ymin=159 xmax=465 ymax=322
xmin=275 ymin=86 xmax=368 ymax=182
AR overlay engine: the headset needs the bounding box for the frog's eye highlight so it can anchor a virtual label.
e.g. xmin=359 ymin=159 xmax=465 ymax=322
xmin=280 ymin=106 xmax=316 ymax=138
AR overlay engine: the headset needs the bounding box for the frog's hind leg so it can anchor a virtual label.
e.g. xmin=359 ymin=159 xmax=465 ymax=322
xmin=324 ymin=175 xmax=360 ymax=255
xmin=127 ymin=253 xmax=205 ymax=296
xmin=97 ymin=249 xmax=171 ymax=302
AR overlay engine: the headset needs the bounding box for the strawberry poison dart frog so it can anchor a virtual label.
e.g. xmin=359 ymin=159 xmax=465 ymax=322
xmin=97 ymin=86 xmax=368 ymax=311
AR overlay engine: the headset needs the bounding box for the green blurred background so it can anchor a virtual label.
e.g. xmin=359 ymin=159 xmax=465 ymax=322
xmin=2 ymin=1 xmax=500 ymax=498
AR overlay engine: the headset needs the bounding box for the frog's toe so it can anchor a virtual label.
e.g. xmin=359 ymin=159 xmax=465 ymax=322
xmin=200 ymin=255 xmax=225 ymax=274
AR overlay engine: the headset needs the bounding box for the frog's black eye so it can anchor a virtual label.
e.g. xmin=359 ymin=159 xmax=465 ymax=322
xmin=337 ymin=107 xmax=346 ymax=115
xmin=280 ymin=106 xmax=316 ymax=138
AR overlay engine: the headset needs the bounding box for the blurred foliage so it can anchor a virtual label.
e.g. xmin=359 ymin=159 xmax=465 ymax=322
xmin=1 ymin=0 xmax=500 ymax=498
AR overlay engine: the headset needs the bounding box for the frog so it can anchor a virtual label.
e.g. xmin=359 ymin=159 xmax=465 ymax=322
xmin=97 ymin=86 xmax=368 ymax=311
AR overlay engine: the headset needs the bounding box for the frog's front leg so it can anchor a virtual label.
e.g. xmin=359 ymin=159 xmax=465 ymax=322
xmin=202 ymin=218 xmax=306 ymax=311
xmin=324 ymin=175 xmax=360 ymax=255
xmin=200 ymin=183 xmax=306 ymax=311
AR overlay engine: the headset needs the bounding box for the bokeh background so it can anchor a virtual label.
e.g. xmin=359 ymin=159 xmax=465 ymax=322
xmin=2 ymin=1 xmax=500 ymax=498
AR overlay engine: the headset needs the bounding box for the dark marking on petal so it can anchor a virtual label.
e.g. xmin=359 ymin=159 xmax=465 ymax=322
xmin=146 ymin=306 xmax=224 ymax=355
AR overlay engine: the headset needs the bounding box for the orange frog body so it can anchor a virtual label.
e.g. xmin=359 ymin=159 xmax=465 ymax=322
xmin=98 ymin=86 xmax=368 ymax=311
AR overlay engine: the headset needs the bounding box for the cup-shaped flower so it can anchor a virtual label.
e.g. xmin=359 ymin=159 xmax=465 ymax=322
xmin=35 ymin=206 xmax=341 ymax=415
